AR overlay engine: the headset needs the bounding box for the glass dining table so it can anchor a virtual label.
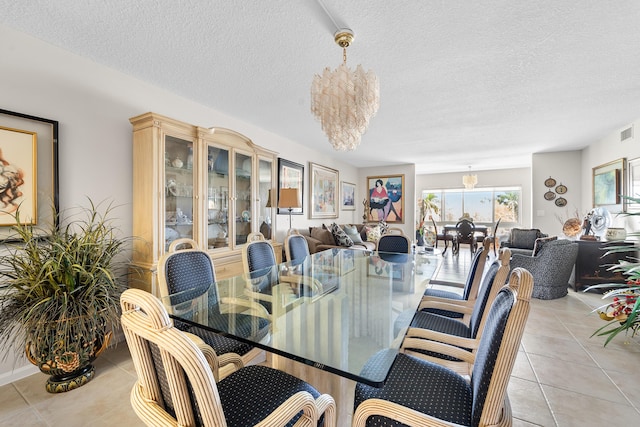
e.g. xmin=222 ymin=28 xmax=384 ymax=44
xmin=162 ymin=247 xmax=442 ymax=422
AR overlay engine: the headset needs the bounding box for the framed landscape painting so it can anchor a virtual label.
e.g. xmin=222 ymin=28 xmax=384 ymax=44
xmin=593 ymin=158 xmax=625 ymax=212
xmin=341 ymin=181 xmax=356 ymax=211
xmin=309 ymin=162 xmax=338 ymax=219
xmin=366 ymin=174 xmax=404 ymax=223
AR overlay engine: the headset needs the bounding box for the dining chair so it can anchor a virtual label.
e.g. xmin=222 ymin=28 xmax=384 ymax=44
xmin=120 ymin=288 xmax=336 ymax=427
xmin=453 ymin=218 xmax=477 ymax=255
xmin=400 ymin=249 xmax=511 ymax=375
xmin=157 ymin=238 xmax=271 ymax=370
xmin=285 ymin=229 xmax=310 ymax=265
xmin=352 ymin=267 xmax=533 ymax=427
xmin=376 ymin=228 xmax=411 ymax=253
xmin=242 ymin=232 xmax=279 ymax=311
xmin=421 ymin=237 xmax=493 ymax=319
xmin=431 ymin=217 xmax=453 ymax=255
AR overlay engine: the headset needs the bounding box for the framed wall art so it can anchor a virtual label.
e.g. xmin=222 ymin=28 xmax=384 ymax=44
xmin=366 ymin=174 xmax=404 ymax=223
xmin=593 ymin=158 xmax=625 ymax=212
xmin=309 ymin=162 xmax=338 ymax=219
xmin=627 ymin=157 xmax=640 ymax=211
xmin=341 ymin=181 xmax=356 ymax=211
xmin=0 ymin=109 xmax=59 ymax=237
xmin=277 ymin=158 xmax=303 ymax=215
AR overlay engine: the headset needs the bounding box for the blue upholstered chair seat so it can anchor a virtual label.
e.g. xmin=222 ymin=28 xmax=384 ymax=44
xmin=355 ymin=350 xmax=473 ymax=427
xmin=219 ymin=365 xmax=325 ymax=427
xmin=421 ymin=289 xmax=465 ymax=318
xmin=409 ymin=312 xmax=472 ymax=361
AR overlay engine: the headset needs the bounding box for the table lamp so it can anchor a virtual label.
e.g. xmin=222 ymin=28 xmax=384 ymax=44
xmin=278 ymin=188 xmax=301 ymax=230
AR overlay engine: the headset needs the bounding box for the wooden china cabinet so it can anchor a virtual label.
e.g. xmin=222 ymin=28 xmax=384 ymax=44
xmin=130 ymin=112 xmax=280 ymax=295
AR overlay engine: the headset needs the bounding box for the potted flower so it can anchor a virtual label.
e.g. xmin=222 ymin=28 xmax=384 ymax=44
xmin=0 ymin=199 xmax=129 ymax=392
xmin=589 ymin=196 xmax=640 ymax=346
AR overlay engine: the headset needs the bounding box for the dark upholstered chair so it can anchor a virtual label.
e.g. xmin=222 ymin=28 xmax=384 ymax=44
xmin=352 ymin=267 xmax=533 ymax=427
xmin=285 ymin=229 xmax=310 ymax=264
xmin=401 ymin=249 xmax=511 ymax=375
xmin=376 ymin=228 xmax=411 ymax=254
xmin=421 ymin=237 xmax=493 ymax=319
xmin=453 ymin=219 xmax=478 ymax=255
xmin=501 ymin=228 xmax=547 ymax=256
xmin=121 ymin=288 xmax=336 ymax=427
xmin=510 ymin=238 xmax=578 ymax=299
xmin=432 ymin=217 xmax=454 ymax=255
xmin=157 ymin=238 xmax=270 ymax=369
xmin=242 ymin=232 xmax=279 ymax=311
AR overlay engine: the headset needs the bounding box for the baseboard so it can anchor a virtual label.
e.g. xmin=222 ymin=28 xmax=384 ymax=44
xmin=0 ymin=364 xmax=38 ymax=387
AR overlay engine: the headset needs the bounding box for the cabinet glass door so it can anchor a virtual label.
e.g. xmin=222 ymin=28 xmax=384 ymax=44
xmin=164 ymin=136 xmax=194 ymax=251
xmin=235 ymin=152 xmax=252 ymax=245
xmin=258 ymin=158 xmax=273 ymax=239
xmin=206 ymin=146 xmax=230 ymax=250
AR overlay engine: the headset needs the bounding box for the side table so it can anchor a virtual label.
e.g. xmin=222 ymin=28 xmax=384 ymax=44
xmin=574 ymin=240 xmax=636 ymax=291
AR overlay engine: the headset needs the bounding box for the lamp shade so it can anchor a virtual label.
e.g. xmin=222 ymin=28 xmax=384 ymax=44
xmin=278 ymin=188 xmax=301 ymax=209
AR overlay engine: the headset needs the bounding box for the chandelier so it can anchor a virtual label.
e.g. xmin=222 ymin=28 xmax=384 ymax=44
xmin=463 ymin=166 xmax=477 ymax=189
xmin=311 ymin=29 xmax=379 ymax=151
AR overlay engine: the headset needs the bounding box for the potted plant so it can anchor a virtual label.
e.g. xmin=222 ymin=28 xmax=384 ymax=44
xmin=589 ymin=196 xmax=640 ymax=346
xmin=0 ymin=199 xmax=129 ymax=392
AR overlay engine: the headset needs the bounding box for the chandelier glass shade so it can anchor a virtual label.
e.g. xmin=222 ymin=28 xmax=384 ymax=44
xmin=463 ymin=167 xmax=478 ymax=189
xmin=311 ymin=29 xmax=379 ymax=151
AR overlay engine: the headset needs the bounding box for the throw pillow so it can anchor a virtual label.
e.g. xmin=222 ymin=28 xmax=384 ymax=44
xmin=511 ymin=228 xmax=540 ymax=250
xmin=532 ymin=235 xmax=558 ymax=256
xmin=331 ymin=223 xmax=353 ymax=247
xmin=344 ymin=224 xmax=363 ymax=243
xmin=365 ymin=225 xmax=382 ymax=242
xmin=310 ymin=226 xmax=335 ymax=246
xmin=378 ymin=220 xmax=389 ymax=235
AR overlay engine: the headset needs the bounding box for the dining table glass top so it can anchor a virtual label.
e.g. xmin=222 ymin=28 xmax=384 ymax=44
xmin=162 ymin=247 xmax=442 ymax=387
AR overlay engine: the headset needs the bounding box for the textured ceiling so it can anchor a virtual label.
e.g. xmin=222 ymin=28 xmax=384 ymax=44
xmin=2 ymin=1 xmax=640 ymax=173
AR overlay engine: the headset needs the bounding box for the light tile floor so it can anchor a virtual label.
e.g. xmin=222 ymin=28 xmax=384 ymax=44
xmin=2 ymin=249 xmax=639 ymax=426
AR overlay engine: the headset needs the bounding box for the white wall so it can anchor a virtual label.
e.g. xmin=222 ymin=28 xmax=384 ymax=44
xmin=0 ymin=25 xmax=365 ymax=384
xmin=531 ymin=151 xmax=582 ymax=236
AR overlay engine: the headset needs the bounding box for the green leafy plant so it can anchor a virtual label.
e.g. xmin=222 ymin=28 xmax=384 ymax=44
xmin=589 ymin=196 xmax=640 ymax=346
xmin=0 ymin=199 xmax=129 ymax=375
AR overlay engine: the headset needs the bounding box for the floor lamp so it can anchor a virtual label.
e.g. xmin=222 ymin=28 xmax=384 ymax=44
xmin=278 ymin=188 xmax=301 ymax=230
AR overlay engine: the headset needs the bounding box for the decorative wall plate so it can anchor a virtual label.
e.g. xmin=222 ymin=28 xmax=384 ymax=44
xmin=555 ymin=197 xmax=567 ymax=207
xmin=556 ymin=184 xmax=567 ymax=194
xmin=544 ymin=190 xmax=556 ymax=201
xmin=544 ymin=177 xmax=556 ymax=187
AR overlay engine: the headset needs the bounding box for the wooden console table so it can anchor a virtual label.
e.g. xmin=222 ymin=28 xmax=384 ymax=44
xmin=574 ymin=240 xmax=636 ymax=291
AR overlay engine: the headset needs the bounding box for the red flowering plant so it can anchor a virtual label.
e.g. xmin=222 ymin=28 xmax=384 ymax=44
xmin=588 ymin=197 xmax=640 ymax=346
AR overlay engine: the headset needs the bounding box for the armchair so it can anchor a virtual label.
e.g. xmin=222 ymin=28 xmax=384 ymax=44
xmin=353 ymin=268 xmax=533 ymax=427
xmin=510 ymin=238 xmax=578 ymax=299
xmin=501 ymin=228 xmax=548 ymax=256
xmin=120 ymin=289 xmax=336 ymax=427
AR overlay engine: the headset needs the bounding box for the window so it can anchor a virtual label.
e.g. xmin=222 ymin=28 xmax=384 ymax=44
xmin=419 ymin=187 xmax=520 ymax=225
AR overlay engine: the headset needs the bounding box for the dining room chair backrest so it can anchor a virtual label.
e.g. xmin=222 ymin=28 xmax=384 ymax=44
xmin=461 ymin=236 xmax=492 ymax=300
xmin=469 ymin=248 xmax=511 ymax=339
xmin=456 ymin=218 xmax=476 ymax=242
xmin=157 ymin=238 xmax=217 ymax=310
xmin=120 ymin=288 xmax=337 ymax=427
xmin=285 ymin=229 xmax=310 ymax=265
xmin=470 ymin=267 xmax=533 ymax=426
xmin=376 ymin=230 xmax=411 ymax=253
xmin=242 ymin=232 xmax=276 ymax=274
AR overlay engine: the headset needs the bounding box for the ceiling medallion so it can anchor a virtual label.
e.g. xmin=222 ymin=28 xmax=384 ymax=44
xmin=311 ymin=28 xmax=380 ymax=151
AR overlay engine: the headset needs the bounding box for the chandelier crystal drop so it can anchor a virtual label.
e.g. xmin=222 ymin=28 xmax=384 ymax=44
xmin=463 ymin=166 xmax=478 ymax=189
xmin=311 ymin=29 xmax=379 ymax=151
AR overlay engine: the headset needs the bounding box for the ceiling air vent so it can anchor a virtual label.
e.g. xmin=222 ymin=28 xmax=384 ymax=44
xmin=621 ymin=126 xmax=633 ymax=142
